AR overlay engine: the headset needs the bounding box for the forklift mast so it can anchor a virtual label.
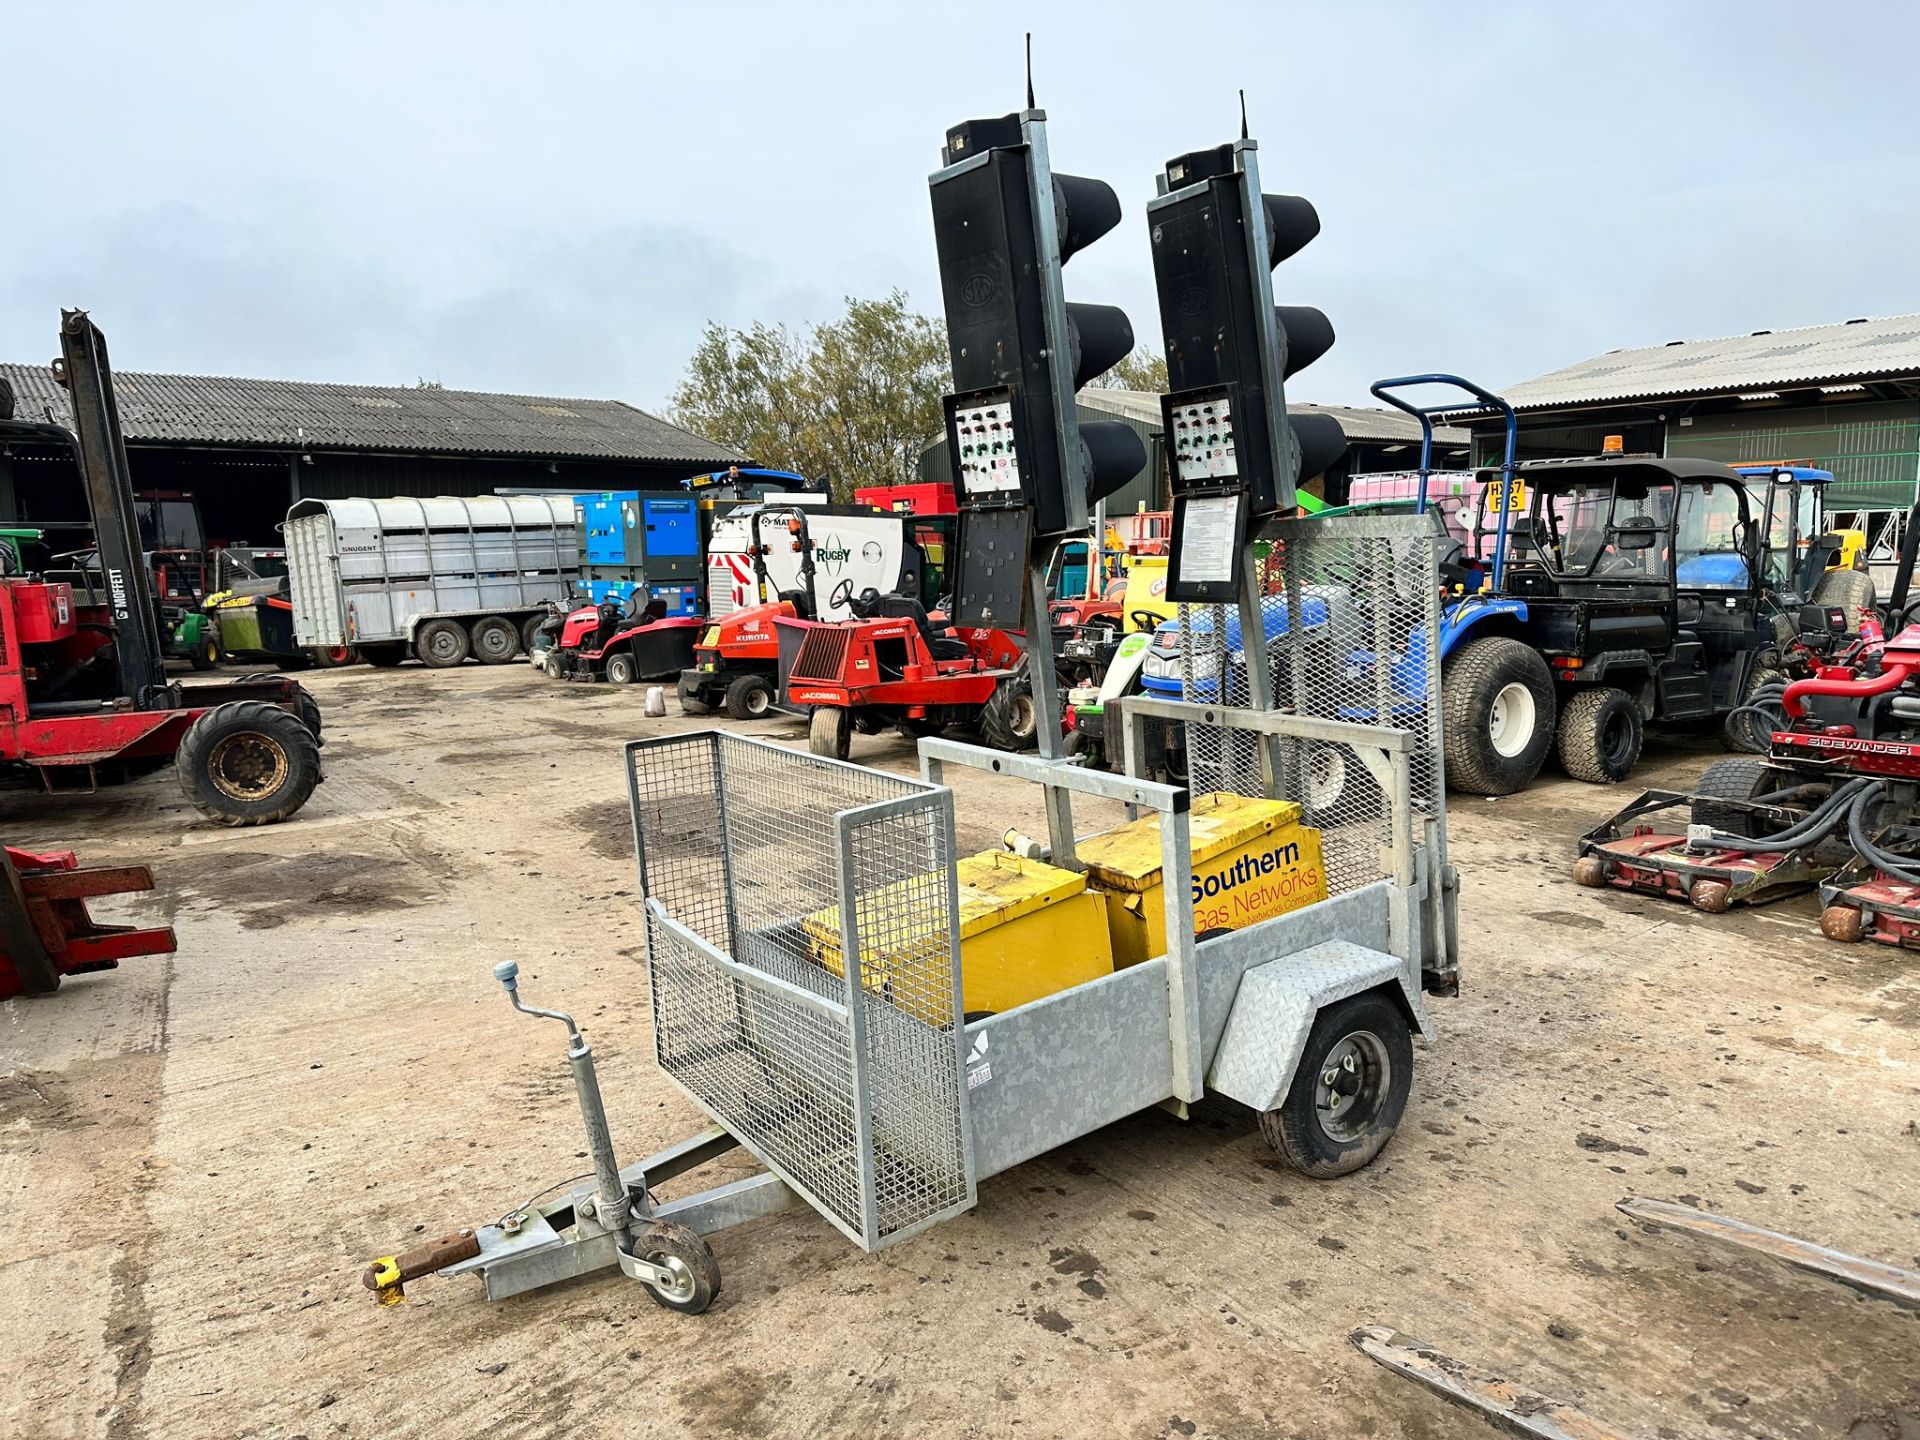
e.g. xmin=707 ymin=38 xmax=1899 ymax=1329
xmin=54 ymin=310 xmax=168 ymax=707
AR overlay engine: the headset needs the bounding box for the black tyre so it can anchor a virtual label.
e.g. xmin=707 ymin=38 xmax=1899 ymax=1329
xmin=1721 ymin=665 xmax=1787 ymax=754
xmin=294 ymin=689 xmax=324 ymax=743
xmin=809 ymin=705 xmax=852 ymax=761
xmin=361 ymin=642 xmax=407 ymax=668
xmin=189 ymin=626 xmax=221 ymax=671
xmin=979 ymin=673 xmax=1038 ymax=753
xmin=1259 ymin=990 xmax=1413 ymax=1178
xmin=677 ymin=673 xmax=713 ymax=716
xmin=1690 ymin=756 xmax=1792 ymax=840
xmin=519 ymin=613 xmax=549 ymax=654
xmin=415 ymin=619 xmax=469 ymax=668
xmin=605 ymin=651 xmax=639 ymax=685
xmin=174 ymin=700 xmax=322 ymax=826
xmin=471 ymin=615 xmax=521 ymax=665
xmin=1442 ymin=637 xmax=1556 ymax=796
xmin=723 ymin=673 xmax=774 ymax=720
xmin=1554 ymin=686 xmax=1643 ymax=784
xmin=635 ymin=1222 xmax=721 ymax=1315
xmin=1810 ymin=567 xmax=1876 ymax=635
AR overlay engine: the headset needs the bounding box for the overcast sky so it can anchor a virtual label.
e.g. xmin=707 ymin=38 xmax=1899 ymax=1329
xmin=5 ymin=1 xmax=1916 ymax=417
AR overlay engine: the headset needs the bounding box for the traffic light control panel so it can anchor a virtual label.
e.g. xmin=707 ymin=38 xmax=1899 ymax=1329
xmin=951 ymin=394 xmax=1023 ymax=499
xmin=1169 ymin=392 xmax=1239 ymax=483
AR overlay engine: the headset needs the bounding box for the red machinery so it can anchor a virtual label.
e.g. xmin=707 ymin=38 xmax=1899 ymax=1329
xmin=776 ymin=590 xmax=1033 ymax=759
xmin=1576 ymin=563 xmax=1920 ymax=948
xmin=0 ymin=844 xmax=176 ymax=999
xmin=1 ymin=313 xmax=322 ymax=825
xmin=853 ymin=482 xmax=958 ymax=516
xmin=678 ymin=600 xmax=793 ymax=719
xmin=539 ymin=593 xmax=705 ymax=684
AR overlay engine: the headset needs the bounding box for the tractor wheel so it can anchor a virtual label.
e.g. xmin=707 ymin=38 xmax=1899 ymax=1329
xmin=1259 ymin=990 xmax=1413 ymax=1178
xmin=361 ymin=643 xmax=407 ymax=668
xmin=1554 ymin=686 xmax=1643 ymax=784
xmin=1441 ymin=637 xmax=1556 ymax=796
xmin=809 ymin=706 xmax=852 ymax=761
xmin=980 ymin=673 xmax=1038 ymax=752
xmin=1810 ymin=567 xmax=1876 ymax=636
xmin=635 ymin=1222 xmax=721 ymax=1315
xmin=1721 ymin=666 xmax=1787 ymax=754
xmin=471 ymin=615 xmax=521 ymax=665
xmin=415 ymin=619 xmax=470 ymax=668
xmin=175 ymin=700 xmax=322 ymax=826
xmin=723 ymin=673 xmax=774 ymax=720
xmin=189 ymin=624 xmax=222 ymax=672
xmin=1690 ymin=756 xmax=1790 ymax=840
xmin=605 ymin=651 xmax=639 ymax=685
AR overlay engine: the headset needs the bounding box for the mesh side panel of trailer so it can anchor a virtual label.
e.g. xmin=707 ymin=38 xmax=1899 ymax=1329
xmin=628 ymin=733 xmax=971 ymax=1249
xmin=1177 ymin=515 xmax=1447 ymax=897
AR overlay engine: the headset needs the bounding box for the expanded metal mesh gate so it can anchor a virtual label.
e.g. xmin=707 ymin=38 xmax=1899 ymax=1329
xmin=627 ymin=733 xmax=974 ymax=1250
xmin=1177 ymin=513 xmax=1448 ymax=899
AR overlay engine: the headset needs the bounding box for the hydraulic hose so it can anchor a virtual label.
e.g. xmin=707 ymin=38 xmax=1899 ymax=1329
xmin=1782 ymin=663 xmax=1914 ymax=719
xmin=1693 ymin=776 xmax=1877 ymax=853
xmin=1846 ymin=781 xmax=1920 ymax=886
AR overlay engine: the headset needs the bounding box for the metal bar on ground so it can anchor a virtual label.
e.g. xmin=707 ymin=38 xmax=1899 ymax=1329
xmin=1120 ymin=695 xmax=1416 ymax=751
xmin=1351 ymin=1325 xmax=1639 ymax=1440
xmin=1617 ymin=1197 xmax=1920 ymax=1309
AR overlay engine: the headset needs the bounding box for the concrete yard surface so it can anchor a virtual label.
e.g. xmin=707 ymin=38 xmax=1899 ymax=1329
xmin=3 ymin=663 xmax=1917 ymax=1439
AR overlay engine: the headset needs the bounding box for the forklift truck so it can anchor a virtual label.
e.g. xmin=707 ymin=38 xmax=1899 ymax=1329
xmin=0 ymin=313 xmax=322 ymax=825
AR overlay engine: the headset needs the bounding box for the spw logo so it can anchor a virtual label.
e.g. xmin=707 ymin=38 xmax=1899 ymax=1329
xmin=815 ymin=533 xmax=852 ymax=575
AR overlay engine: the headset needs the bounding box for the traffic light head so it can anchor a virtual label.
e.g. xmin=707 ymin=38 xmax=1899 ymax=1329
xmin=930 ymin=108 xmax=1144 ymax=625
xmin=1148 ymin=136 xmax=1346 ymax=601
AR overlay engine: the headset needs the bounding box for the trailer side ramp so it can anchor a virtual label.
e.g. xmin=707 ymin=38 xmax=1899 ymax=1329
xmin=1206 ymin=940 xmax=1431 ymax=1112
xmin=1350 ymin=1326 xmax=1639 ymax=1440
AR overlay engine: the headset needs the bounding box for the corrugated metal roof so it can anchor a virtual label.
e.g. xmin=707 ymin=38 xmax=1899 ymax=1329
xmin=0 ymin=361 xmax=749 ymax=465
xmin=1499 ymin=313 xmax=1920 ymax=413
xmin=1077 ymin=388 xmax=1466 ymax=446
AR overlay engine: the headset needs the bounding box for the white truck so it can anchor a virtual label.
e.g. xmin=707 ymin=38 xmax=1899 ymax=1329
xmin=285 ymin=496 xmax=580 ymax=668
xmin=703 ymin=503 xmax=930 ymax=619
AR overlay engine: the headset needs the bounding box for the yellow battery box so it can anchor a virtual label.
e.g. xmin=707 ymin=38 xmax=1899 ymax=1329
xmin=1075 ymin=791 xmax=1328 ymax=968
xmin=802 ymin=850 xmax=1114 ymax=1019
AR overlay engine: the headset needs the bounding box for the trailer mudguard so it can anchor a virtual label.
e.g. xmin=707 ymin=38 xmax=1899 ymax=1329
xmin=1205 ymin=940 xmax=1433 ymax=1114
xmin=1438 ymin=595 xmax=1528 ymax=661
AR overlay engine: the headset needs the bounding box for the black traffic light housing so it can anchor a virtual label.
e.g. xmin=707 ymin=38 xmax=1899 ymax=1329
xmin=1147 ymin=138 xmax=1346 ymax=602
xmin=930 ymin=108 xmax=1145 ymax=627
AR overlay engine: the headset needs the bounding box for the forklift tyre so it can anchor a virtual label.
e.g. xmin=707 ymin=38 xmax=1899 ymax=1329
xmin=415 ymin=619 xmax=470 ymax=668
xmin=175 ymin=700 xmax=322 ymax=826
xmin=1690 ymin=757 xmax=1789 ymax=840
xmin=1442 ymin=637 xmax=1556 ymax=796
xmin=1259 ymin=990 xmax=1413 ymax=1178
xmin=809 ymin=706 xmax=852 ymax=761
xmin=1554 ymin=686 xmax=1643 ymax=784
xmin=635 ymin=1222 xmax=721 ymax=1315
xmin=295 ymin=690 xmax=324 ymax=743
xmin=361 ymin=643 xmax=407 ymax=668
xmin=980 ymin=674 xmax=1039 ymax=753
xmin=723 ymin=673 xmax=774 ymax=720
xmin=605 ymin=651 xmax=639 ymax=685
xmin=471 ymin=615 xmax=521 ymax=665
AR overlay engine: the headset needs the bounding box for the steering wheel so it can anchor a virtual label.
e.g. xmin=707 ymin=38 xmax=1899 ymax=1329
xmin=829 ymin=578 xmax=854 ymax=613
xmin=1129 ymin=609 xmax=1161 ymax=634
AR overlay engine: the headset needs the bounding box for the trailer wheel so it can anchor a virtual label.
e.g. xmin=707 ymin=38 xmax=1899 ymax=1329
xmin=175 ymin=700 xmax=322 ymax=826
xmin=361 ymin=643 xmax=407 ymax=668
xmin=415 ymin=619 xmax=469 ymax=668
xmin=635 ymin=1223 xmax=721 ymax=1315
xmin=1554 ymin=686 xmax=1643 ymax=784
xmin=471 ymin=616 xmax=521 ymax=665
xmin=1690 ymin=756 xmax=1791 ymax=840
xmin=809 ymin=706 xmax=852 ymax=761
xmin=1259 ymin=991 xmax=1413 ymax=1179
xmin=980 ymin=673 xmax=1038 ymax=752
xmin=723 ymin=674 xmax=774 ymax=720
xmin=1442 ymin=637 xmax=1556 ymax=796
xmin=605 ymin=651 xmax=639 ymax=685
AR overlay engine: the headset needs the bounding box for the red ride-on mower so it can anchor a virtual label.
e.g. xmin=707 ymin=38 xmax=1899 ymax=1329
xmin=678 ymin=599 xmax=794 ymax=720
xmin=540 ymin=592 xmax=704 ymax=685
xmin=1575 ymin=560 xmax=1920 ymax=936
xmin=777 ymin=587 xmax=1036 ymax=760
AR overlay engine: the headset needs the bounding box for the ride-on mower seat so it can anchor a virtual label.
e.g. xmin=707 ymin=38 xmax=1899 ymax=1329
xmin=859 ymin=589 xmax=971 ymax=660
